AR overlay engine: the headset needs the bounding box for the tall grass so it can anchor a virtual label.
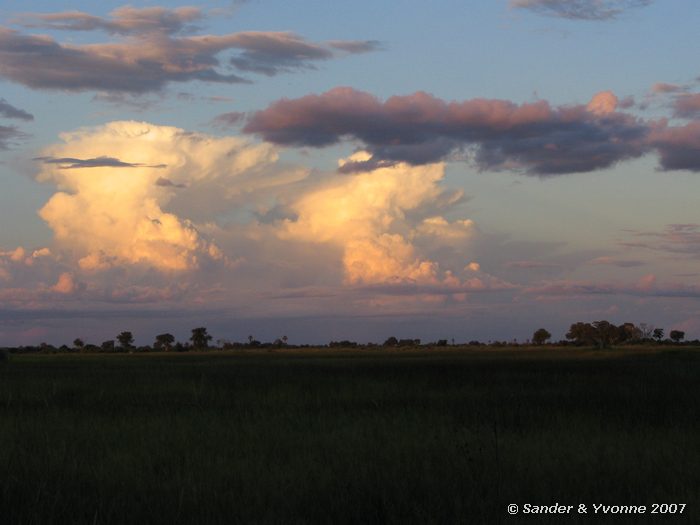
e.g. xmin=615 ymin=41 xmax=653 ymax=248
xmin=0 ymin=348 xmax=698 ymax=524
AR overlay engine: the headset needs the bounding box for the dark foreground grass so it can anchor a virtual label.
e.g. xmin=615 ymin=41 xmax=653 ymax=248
xmin=0 ymin=347 xmax=698 ymax=524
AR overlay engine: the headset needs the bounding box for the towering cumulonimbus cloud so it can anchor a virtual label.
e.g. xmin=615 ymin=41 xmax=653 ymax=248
xmin=244 ymin=87 xmax=657 ymax=175
xmin=0 ymin=7 xmax=380 ymax=93
xmin=280 ymin=152 xmax=481 ymax=287
xmin=35 ymin=121 xmax=278 ymax=271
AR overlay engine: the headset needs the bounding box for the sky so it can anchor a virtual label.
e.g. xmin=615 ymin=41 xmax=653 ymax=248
xmin=1 ymin=0 xmax=700 ymax=346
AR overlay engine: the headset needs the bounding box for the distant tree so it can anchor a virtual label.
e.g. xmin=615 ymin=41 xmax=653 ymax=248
xmin=154 ymin=333 xmax=175 ymax=352
xmin=116 ymin=331 xmax=134 ymax=350
xmin=669 ymin=330 xmax=685 ymax=343
xmin=329 ymin=340 xmax=358 ymax=348
xmin=567 ymin=321 xmax=622 ymax=348
xmin=383 ymin=336 xmax=399 ymax=347
xmin=639 ymin=323 xmax=654 ymax=341
xmin=592 ymin=320 xmax=619 ymax=349
xmin=619 ymin=322 xmax=642 ymax=343
xmin=532 ymin=328 xmax=552 ymax=345
xmin=653 ymin=328 xmax=664 ymax=343
xmin=566 ymin=322 xmax=596 ymax=346
xmin=73 ymin=338 xmax=85 ymax=350
xmin=101 ymin=340 xmax=115 ymax=352
xmin=190 ymin=327 xmax=212 ymax=349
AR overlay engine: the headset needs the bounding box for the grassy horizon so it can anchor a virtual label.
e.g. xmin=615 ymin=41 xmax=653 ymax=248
xmin=1 ymin=347 xmax=698 ymax=524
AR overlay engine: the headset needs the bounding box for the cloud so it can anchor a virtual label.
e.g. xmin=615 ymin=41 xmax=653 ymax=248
xmin=586 ymin=90 xmax=617 ymax=116
xmin=527 ymin=274 xmax=700 ymax=299
xmin=328 ymin=40 xmax=384 ymax=53
xmin=0 ymin=98 xmax=33 ymax=120
xmin=34 ymin=155 xmax=167 ymax=169
xmin=15 ymin=6 xmax=204 ymax=35
xmin=0 ymin=124 xmax=28 ymax=149
xmin=505 ymin=260 xmax=562 ymax=269
xmin=155 ymin=177 xmax=186 ymax=188
xmin=620 ymin=224 xmax=700 ymax=257
xmin=651 ymin=82 xmax=686 ymax=94
xmin=211 ymin=111 xmax=246 ymax=128
xmin=278 ymin=152 xmax=499 ymax=291
xmin=673 ymin=93 xmax=700 ymax=119
xmin=245 ymin=87 xmax=653 ymax=175
xmin=0 ymin=26 xmax=247 ymax=93
xmin=648 ymin=121 xmax=700 ymax=171
xmin=510 ymin=0 xmax=653 ymax=21
xmin=227 ymin=31 xmax=333 ymax=75
xmin=0 ymin=7 xmax=380 ymax=93
xmin=589 ymin=256 xmax=645 ymax=268
xmin=52 ymin=272 xmax=77 ymax=294
xmin=35 ymin=121 xmax=279 ymax=271
xmin=246 ymin=87 xmax=700 ymax=175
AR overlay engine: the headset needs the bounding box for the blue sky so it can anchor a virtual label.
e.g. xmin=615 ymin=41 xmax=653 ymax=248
xmin=1 ymin=0 xmax=699 ymax=346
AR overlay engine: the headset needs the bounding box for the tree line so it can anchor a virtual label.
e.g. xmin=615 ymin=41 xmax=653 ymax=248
xmin=0 ymin=320 xmax=694 ymax=355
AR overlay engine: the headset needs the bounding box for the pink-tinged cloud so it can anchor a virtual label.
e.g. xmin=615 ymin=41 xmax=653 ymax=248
xmin=245 ymin=87 xmax=656 ymax=175
xmin=648 ymin=121 xmax=700 ymax=171
xmin=0 ymin=7 xmax=379 ymax=93
xmin=586 ymin=90 xmax=618 ymax=115
xmin=651 ymin=82 xmax=686 ymax=94
xmin=526 ymin=275 xmax=700 ymax=299
xmin=16 ymin=6 xmax=203 ymax=35
xmin=673 ymin=93 xmax=700 ymax=119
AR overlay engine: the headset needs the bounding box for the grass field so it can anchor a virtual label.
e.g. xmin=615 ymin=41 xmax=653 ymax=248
xmin=0 ymin=347 xmax=698 ymax=524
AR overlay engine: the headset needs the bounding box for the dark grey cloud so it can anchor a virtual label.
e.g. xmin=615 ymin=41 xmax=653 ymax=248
xmin=244 ymin=87 xmax=657 ymax=175
xmin=620 ymin=224 xmax=700 ymax=257
xmin=0 ymin=7 xmax=380 ymax=94
xmin=328 ymin=40 xmax=384 ymax=54
xmin=212 ymin=111 xmax=246 ymax=128
xmin=228 ymin=32 xmax=333 ymax=75
xmin=0 ymin=124 xmax=28 ymax=149
xmin=589 ymin=257 xmax=645 ymax=268
xmin=649 ymin=121 xmax=700 ymax=171
xmin=0 ymin=98 xmax=33 ymax=120
xmin=34 ymin=156 xmax=167 ymax=169
xmin=155 ymin=177 xmax=186 ymax=188
xmin=226 ymin=34 xmax=381 ymax=76
xmin=527 ymin=279 xmax=700 ymax=299
xmin=510 ymin=0 xmax=653 ymax=21
xmin=0 ymin=27 xmax=248 ymax=93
